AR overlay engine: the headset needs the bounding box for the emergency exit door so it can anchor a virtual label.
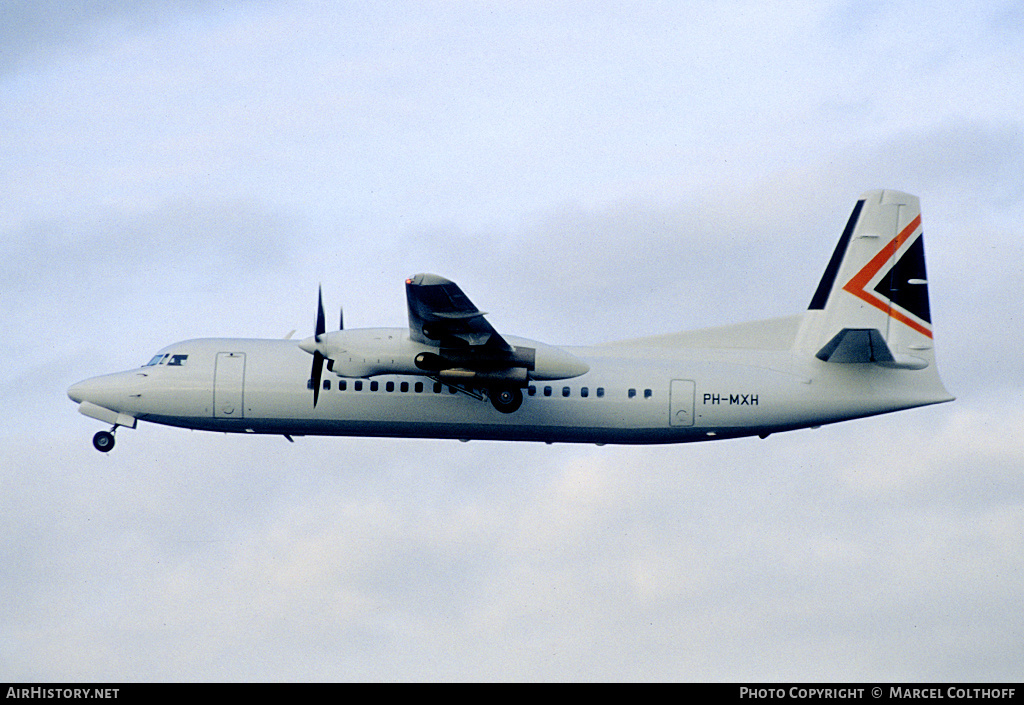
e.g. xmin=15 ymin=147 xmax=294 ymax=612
xmin=670 ymin=379 xmax=695 ymax=427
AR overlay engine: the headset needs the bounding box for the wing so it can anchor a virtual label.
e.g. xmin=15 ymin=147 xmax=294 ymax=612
xmin=405 ymin=273 xmax=513 ymax=352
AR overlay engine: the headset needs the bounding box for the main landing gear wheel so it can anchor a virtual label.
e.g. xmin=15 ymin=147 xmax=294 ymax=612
xmin=490 ymin=388 xmax=523 ymax=414
xmin=92 ymin=430 xmax=115 ymax=453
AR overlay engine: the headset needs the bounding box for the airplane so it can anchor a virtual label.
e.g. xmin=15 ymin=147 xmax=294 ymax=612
xmin=68 ymin=189 xmax=953 ymax=452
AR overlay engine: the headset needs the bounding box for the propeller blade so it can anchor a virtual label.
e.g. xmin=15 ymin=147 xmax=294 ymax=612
xmin=339 ymin=307 xmax=344 ymax=331
xmin=311 ymin=350 xmax=325 ymax=407
xmin=310 ymin=286 xmax=327 ymax=407
xmin=316 ymin=286 xmax=326 ymax=340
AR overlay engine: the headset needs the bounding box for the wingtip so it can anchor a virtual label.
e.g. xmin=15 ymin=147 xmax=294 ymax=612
xmin=406 ymin=273 xmax=453 ymax=287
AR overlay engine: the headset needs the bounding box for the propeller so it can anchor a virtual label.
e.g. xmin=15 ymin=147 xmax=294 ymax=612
xmin=310 ymin=287 xmax=327 ymax=407
xmin=299 ymin=287 xmax=345 ymax=407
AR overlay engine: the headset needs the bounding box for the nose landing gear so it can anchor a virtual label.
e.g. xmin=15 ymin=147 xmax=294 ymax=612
xmin=92 ymin=428 xmax=116 ymax=453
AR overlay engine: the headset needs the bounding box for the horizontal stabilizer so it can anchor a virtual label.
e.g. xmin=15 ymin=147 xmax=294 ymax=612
xmin=816 ymin=328 xmax=927 ymax=370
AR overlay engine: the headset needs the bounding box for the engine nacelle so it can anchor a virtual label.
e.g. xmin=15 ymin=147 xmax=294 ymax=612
xmin=414 ymin=349 xmax=535 ymax=372
xmin=314 ymin=328 xmax=424 ymax=378
xmin=304 ymin=328 xmax=589 ymax=382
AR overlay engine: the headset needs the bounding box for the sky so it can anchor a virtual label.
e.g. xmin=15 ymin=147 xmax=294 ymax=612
xmin=2 ymin=0 xmax=1023 ymax=682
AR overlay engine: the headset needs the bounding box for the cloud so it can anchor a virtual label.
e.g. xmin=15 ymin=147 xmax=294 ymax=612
xmin=0 ymin=1 xmax=228 ymax=77
xmin=8 ymin=390 xmax=1022 ymax=681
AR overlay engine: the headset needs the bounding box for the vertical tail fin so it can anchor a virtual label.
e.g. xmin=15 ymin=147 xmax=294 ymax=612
xmin=797 ymin=190 xmax=942 ymax=372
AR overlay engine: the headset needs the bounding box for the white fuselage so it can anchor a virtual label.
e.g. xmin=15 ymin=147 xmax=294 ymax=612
xmin=67 ymin=327 xmax=952 ymax=445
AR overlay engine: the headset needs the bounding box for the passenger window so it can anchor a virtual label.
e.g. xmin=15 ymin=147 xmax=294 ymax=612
xmin=543 ymin=386 xmax=552 ymax=397
xmin=386 ymin=381 xmax=395 ymax=392
xmin=433 ymin=382 xmax=443 ymax=393
xmin=323 ymin=380 xmax=330 ymax=390
xmin=527 ymin=386 xmax=536 ymax=396
xmin=415 ymin=382 xmax=423 ymax=393
xmin=596 ymin=387 xmax=605 ymax=398
xmin=644 ymin=389 xmax=652 ymax=399
xmin=562 ymin=387 xmax=570 ymax=397
xmin=355 ymin=381 xmax=363 ymax=391
xmin=370 ymin=381 xmax=379 ymax=392
xmin=400 ymin=382 xmax=409 ymax=393
xmin=339 ymin=380 xmax=347 ymax=391
xmin=628 ymin=388 xmax=637 ymax=399
xmin=581 ymin=387 xmax=589 ymax=398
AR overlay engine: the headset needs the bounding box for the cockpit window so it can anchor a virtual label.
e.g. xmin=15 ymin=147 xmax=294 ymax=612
xmin=144 ymin=353 xmax=188 ymax=367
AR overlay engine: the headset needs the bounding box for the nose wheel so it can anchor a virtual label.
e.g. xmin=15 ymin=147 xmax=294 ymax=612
xmin=92 ymin=429 xmax=116 ymax=453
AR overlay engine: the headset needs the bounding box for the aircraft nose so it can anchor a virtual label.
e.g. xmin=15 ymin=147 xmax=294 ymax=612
xmin=67 ymin=379 xmax=87 ymax=403
xmin=67 ymin=373 xmax=134 ymax=408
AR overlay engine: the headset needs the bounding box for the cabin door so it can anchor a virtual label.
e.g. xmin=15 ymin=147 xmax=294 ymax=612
xmin=214 ymin=352 xmax=246 ymax=418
